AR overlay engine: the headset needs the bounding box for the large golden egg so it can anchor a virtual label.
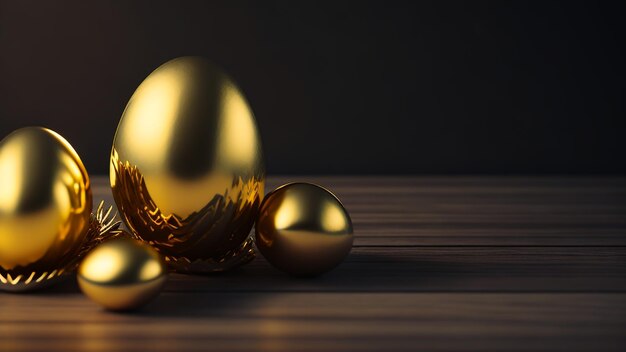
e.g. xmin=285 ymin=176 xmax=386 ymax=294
xmin=0 ymin=127 xmax=92 ymax=291
xmin=255 ymin=183 xmax=353 ymax=276
xmin=110 ymin=57 xmax=264 ymax=274
xmin=78 ymin=236 xmax=167 ymax=311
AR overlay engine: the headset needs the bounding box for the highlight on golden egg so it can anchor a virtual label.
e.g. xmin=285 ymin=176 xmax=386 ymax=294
xmin=255 ymin=183 xmax=353 ymax=276
xmin=110 ymin=56 xmax=264 ymax=274
xmin=0 ymin=127 xmax=92 ymax=291
xmin=77 ymin=236 xmax=167 ymax=311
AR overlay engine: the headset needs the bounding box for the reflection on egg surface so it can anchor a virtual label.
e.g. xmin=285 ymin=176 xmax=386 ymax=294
xmin=110 ymin=57 xmax=264 ymax=273
xmin=78 ymin=236 xmax=167 ymax=311
xmin=0 ymin=127 xmax=92 ymax=290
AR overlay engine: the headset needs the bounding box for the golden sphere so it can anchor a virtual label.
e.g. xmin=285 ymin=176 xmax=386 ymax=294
xmin=110 ymin=56 xmax=264 ymax=274
xmin=255 ymin=183 xmax=353 ymax=276
xmin=0 ymin=127 xmax=92 ymax=291
xmin=78 ymin=236 xmax=167 ymax=311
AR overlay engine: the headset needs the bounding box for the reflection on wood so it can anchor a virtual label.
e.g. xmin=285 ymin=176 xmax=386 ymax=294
xmin=1 ymin=176 xmax=624 ymax=351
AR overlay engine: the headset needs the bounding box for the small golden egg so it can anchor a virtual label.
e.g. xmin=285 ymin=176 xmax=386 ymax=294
xmin=110 ymin=56 xmax=264 ymax=274
xmin=78 ymin=236 xmax=167 ymax=311
xmin=255 ymin=183 xmax=353 ymax=276
xmin=0 ymin=127 xmax=92 ymax=291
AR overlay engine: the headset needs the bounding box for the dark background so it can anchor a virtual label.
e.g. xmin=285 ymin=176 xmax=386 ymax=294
xmin=0 ymin=0 xmax=624 ymax=175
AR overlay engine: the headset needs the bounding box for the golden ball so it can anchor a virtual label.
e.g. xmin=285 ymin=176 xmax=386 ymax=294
xmin=0 ymin=127 xmax=92 ymax=291
xmin=255 ymin=183 xmax=353 ymax=276
xmin=78 ymin=237 xmax=167 ymax=311
xmin=110 ymin=56 xmax=264 ymax=274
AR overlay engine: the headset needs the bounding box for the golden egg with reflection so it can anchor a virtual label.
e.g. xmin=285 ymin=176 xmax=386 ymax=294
xmin=256 ymin=183 xmax=353 ymax=276
xmin=78 ymin=236 xmax=167 ymax=311
xmin=110 ymin=56 xmax=265 ymax=274
xmin=0 ymin=127 xmax=92 ymax=291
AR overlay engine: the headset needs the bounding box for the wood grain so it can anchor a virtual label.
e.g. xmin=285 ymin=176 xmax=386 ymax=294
xmin=95 ymin=176 xmax=626 ymax=246
xmin=1 ymin=176 xmax=625 ymax=351
xmin=1 ymin=293 xmax=625 ymax=351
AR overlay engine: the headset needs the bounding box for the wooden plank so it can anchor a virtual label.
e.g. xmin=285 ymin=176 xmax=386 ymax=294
xmin=92 ymin=176 xmax=626 ymax=246
xmin=1 ymin=293 xmax=624 ymax=351
xmin=25 ymin=246 xmax=622 ymax=294
xmin=163 ymin=246 xmax=626 ymax=293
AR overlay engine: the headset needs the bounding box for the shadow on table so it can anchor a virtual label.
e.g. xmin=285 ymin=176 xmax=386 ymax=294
xmin=135 ymin=251 xmax=449 ymax=317
xmin=9 ymin=248 xmax=615 ymax=318
xmin=14 ymin=250 xmax=446 ymax=296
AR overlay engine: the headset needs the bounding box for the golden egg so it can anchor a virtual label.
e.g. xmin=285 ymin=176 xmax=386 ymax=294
xmin=78 ymin=236 xmax=167 ymax=311
xmin=110 ymin=57 xmax=264 ymax=274
xmin=255 ymin=183 xmax=353 ymax=276
xmin=0 ymin=127 xmax=92 ymax=291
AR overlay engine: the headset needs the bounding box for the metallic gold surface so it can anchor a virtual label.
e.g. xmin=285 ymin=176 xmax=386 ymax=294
xmin=0 ymin=127 xmax=92 ymax=291
xmin=0 ymin=201 xmax=123 ymax=291
xmin=110 ymin=56 xmax=265 ymax=274
xmin=255 ymin=183 xmax=353 ymax=276
xmin=78 ymin=237 xmax=167 ymax=311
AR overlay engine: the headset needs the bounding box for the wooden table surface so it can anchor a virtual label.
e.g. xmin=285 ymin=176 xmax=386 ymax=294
xmin=2 ymin=176 xmax=625 ymax=351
